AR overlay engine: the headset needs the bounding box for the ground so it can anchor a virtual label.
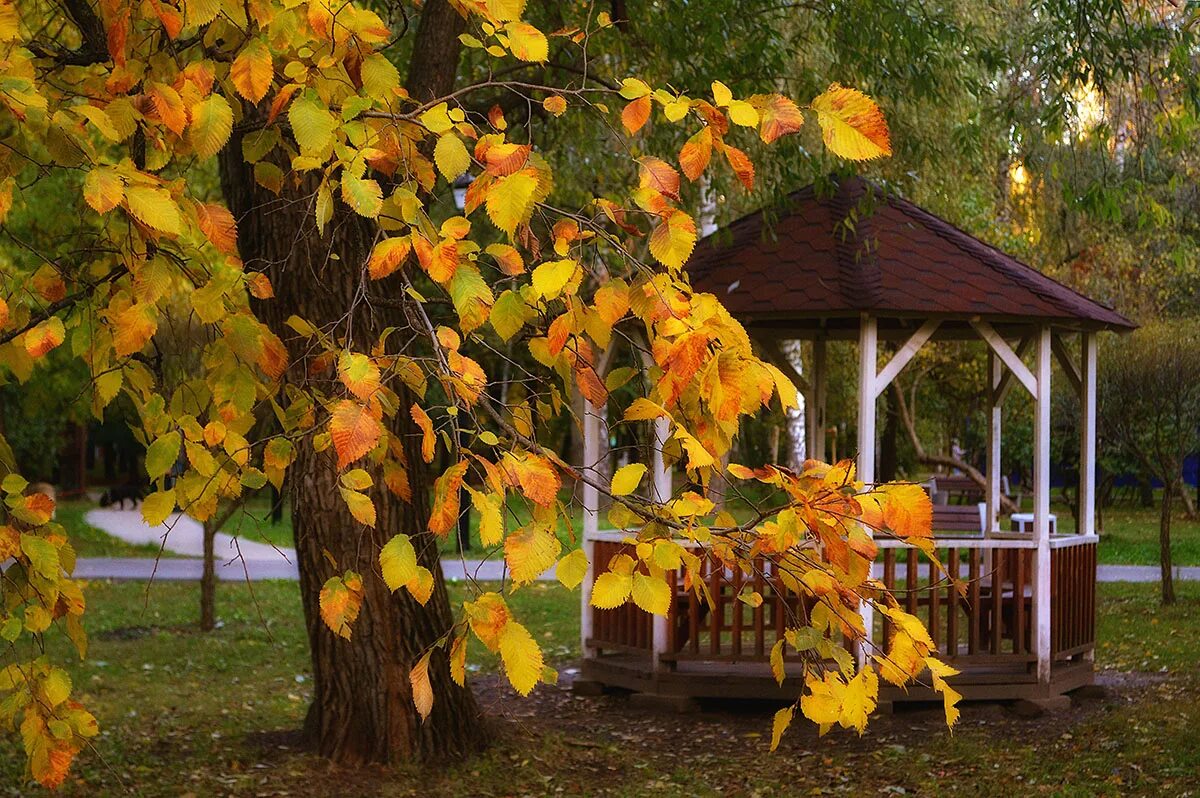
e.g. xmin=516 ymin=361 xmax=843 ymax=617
xmin=2 ymin=579 xmax=1196 ymax=797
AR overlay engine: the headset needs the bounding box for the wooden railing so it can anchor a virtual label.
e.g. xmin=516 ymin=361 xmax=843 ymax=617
xmin=584 ymin=532 xmax=1097 ymax=672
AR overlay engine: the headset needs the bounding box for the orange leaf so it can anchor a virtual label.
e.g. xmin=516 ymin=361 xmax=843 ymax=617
xmin=230 ymin=39 xmax=273 ymax=104
xmin=24 ymin=317 xmax=65 ymax=358
xmin=319 ymin=571 xmax=363 ymax=639
xmin=722 ymin=143 xmax=755 ymax=190
xmin=147 ymin=82 xmax=187 ymax=134
xmin=756 ymin=93 xmax=804 ymax=143
xmin=501 ymin=452 xmax=560 ymax=507
xmin=621 ymin=95 xmax=651 ymax=134
xmin=639 ymin=156 xmax=680 ymax=201
xmin=247 ymin=272 xmax=274 ymax=299
xmin=329 ymin=400 xmax=384 ymax=469
xmin=811 ymin=84 xmax=891 ymax=161
xmin=410 ymin=403 xmax=436 ymax=463
xmin=195 ymin=202 xmax=238 ymax=255
xmin=429 ymin=460 xmax=468 ymax=536
xmin=338 ymin=351 xmax=381 ymax=401
xmin=679 ymin=126 xmax=712 ymax=181
xmin=368 ymin=236 xmax=411 ymax=280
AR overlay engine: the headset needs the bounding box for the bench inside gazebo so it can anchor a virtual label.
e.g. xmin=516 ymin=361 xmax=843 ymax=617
xmin=576 ymin=176 xmax=1134 ymax=709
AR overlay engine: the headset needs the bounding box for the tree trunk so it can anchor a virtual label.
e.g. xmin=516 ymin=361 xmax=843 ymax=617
xmin=1159 ymin=478 xmax=1175 ymax=605
xmin=200 ymin=518 xmax=216 ymax=631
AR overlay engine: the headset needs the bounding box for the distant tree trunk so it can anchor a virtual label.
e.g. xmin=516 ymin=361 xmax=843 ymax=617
xmin=878 ymin=391 xmax=899 ymax=482
xmin=216 ymin=0 xmax=486 ymax=763
xmin=200 ymin=518 xmax=216 ymax=631
xmin=1159 ymin=478 xmax=1176 ymax=605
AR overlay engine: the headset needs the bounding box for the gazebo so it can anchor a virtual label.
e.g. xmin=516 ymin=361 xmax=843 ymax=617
xmin=576 ymin=176 xmax=1134 ymax=708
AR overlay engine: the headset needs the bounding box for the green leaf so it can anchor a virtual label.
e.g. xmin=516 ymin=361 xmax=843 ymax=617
xmin=288 ymin=93 xmax=338 ymax=157
xmin=490 ymin=290 xmax=531 ymax=341
xmin=145 ymin=431 xmax=181 ymax=480
xmin=188 ymin=93 xmax=234 ymax=158
xmin=20 ymin=534 xmax=60 ymax=579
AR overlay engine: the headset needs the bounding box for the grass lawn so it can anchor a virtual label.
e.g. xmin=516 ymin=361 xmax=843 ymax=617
xmin=2 ymin=577 xmax=1197 ymax=796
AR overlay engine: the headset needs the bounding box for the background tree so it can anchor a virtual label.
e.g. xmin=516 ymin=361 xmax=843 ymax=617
xmin=1099 ymin=321 xmax=1200 ymax=604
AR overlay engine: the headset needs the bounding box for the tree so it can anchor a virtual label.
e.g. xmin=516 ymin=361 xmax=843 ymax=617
xmin=0 ymin=0 xmax=960 ymax=787
xmin=1099 ymin=321 xmax=1200 ymax=604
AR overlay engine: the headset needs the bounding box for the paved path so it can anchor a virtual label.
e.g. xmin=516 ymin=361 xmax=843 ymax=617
xmin=86 ymin=508 xmax=294 ymax=561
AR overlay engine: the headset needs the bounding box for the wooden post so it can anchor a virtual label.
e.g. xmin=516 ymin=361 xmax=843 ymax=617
xmin=1080 ymin=332 xmax=1097 ymax=538
xmin=986 ymin=350 xmax=1002 ymax=534
xmin=1033 ymin=326 xmax=1053 ymax=686
xmin=650 ymin=415 xmax=671 ymax=669
xmin=812 ymin=338 xmax=828 ymax=462
xmin=580 ymin=400 xmax=601 ymax=658
xmin=857 ymin=314 xmax=877 ymax=665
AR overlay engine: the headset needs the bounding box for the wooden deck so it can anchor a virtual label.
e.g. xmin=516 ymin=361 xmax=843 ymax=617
xmin=581 ymin=533 xmax=1097 ymax=703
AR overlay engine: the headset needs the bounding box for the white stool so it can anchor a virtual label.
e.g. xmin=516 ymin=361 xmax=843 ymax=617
xmin=1009 ymin=512 xmax=1057 ymax=535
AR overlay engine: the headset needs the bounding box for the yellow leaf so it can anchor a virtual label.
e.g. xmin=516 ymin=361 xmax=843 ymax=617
xmin=231 ymin=39 xmax=273 ymax=104
xmin=648 ymin=208 xmax=696 ymax=270
xmin=419 ymin=103 xmax=453 ymax=135
xmin=434 ymin=134 xmax=471 ymax=180
xmin=449 ymin=633 xmax=468 ymax=686
xmin=319 ymin=571 xmax=363 ymax=639
xmin=288 ymin=93 xmax=338 ymax=156
xmin=764 ymin=706 xmax=793 ymax=753
xmin=770 ymin=639 xmax=786 ymax=685
xmin=329 ymin=400 xmax=383 ymax=469
xmin=727 ymin=99 xmax=759 ymax=127
xmin=384 ymin=532 xmax=422 ymax=588
xmin=610 ymin=463 xmax=647 ymax=496
xmin=619 ymin=78 xmax=651 ymax=100
xmin=838 ymin=666 xmax=878 ymax=734
xmin=811 ymin=84 xmax=892 ymax=161
xmin=498 ymin=620 xmax=543 ymax=696
xmin=800 ymin=671 xmax=843 ymax=727
xmin=530 ymin=258 xmax=577 ymax=300
xmin=590 ymin=570 xmax=632 ymax=609
xmin=469 ymin=488 xmax=504 ymax=546
xmin=188 ymin=94 xmax=233 ymax=158
xmin=485 ymin=168 xmax=539 ymax=234
xmin=711 ymin=80 xmax=733 ymax=107
xmin=124 ymin=186 xmax=181 ymax=235
xmin=410 ymin=651 xmax=434 ymax=720
xmin=542 ymin=95 xmax=567 ymax=116
xmin=631 ymin=572 xmax=670 ymax=615
xmin=110 ymin=301 xmax=157 ymax=357
xmin=141 ymin=489 xmax=175 ymax=526
xmin=505 ymin=21 xmax=548 ymax=62
xmin=339 ymin=487 xmax=376 ymax=527
xmin=555 ymin=548 xmax=588 ymax=590
xmin=341 ymin=174 xmax=383 ymax=218
xmin=504 ymin=525 xmax=560 ymax=584
xmin=83 ymin=168 xmax=124 ymax=213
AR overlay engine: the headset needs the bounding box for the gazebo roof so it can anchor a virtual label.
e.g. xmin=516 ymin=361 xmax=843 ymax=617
xmin=687 ymin=176 xmax=1135 ymax=337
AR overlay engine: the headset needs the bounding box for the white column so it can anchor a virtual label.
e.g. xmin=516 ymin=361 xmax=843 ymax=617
xmin=650 ymin=416 xmax=672 ymax=669
xmin=1033 ymin=326 xmax=1053 ymax=685
xmin=986 ymin=350 xmax=1003 ymax=534
xmin=813 ymin=339 xmax=828 ymax=462
xmin=1080 ymin=332 xmax=1097 ymax=538
xmin=857 ymin=316 xmax=877 ymax=484
xmin=856 ymin=315 xmax=877 ymax=665
xmin=580 ymin=400 xmax=601 ymax=658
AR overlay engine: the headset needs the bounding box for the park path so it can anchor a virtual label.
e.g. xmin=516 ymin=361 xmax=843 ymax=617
xmin=77 ymin=509 xmax=1200 ymax=583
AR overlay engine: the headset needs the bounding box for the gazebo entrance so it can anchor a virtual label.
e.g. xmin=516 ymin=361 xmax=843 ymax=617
xmin=577 ymin=177 xmax=1132 ymax=708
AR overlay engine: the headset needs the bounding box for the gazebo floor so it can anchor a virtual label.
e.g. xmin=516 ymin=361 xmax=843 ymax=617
xmin=579 ymin=653 xmax=1093 ymax=704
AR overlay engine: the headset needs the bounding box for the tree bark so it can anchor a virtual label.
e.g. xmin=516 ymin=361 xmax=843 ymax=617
xmin=200 ymin=518 xmax=216 ymax=631
xmin=1159 ymin=478 xmax=1176 ymax=605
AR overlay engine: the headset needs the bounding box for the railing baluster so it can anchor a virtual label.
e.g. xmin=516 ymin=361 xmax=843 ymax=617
xmin=946 ymin=547 xmax=959 ymax=658
xmin=968 ymin=548 xmax=981 ymax=655
xmin=732 ymin=564 xmax=744 ymax=658
xmin=882 ymin=549 xmax=896 ymax=643
xmin=709 ymin=554 xmax=722 ymax=656
xmin=754 ymin=562 xmax=766 ymax=657
xmin=991 ymin=548 xmax=1004 ymax=655
xmin=1015 ymin=548 xmax=1026 ymax=654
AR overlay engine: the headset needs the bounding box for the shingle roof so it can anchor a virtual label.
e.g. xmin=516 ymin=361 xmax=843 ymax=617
xmin=686 ymin=176 xmax=1135 ymax=332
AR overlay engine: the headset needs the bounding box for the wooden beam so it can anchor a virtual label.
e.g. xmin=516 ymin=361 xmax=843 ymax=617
xmin=857 ymin=314 xmax=877 ymax=668
xmin=972 ymin=320 xmax=1036 ymax=397
xmin=1080 ymin=333 xmax=1097 ymax=538
xmin=1051 ymin=332 xmax=1082 ymax=396
xmin=992 ymin=335 xmax=1035 ymax=406
xmin=580 ymin=399 xmax=601 ymax=658
xmin=1033 ymin=326 xmax=1052 ymax=686
xmin=985 ymin=350 xmax=1002 ymax=534
xmin=873 ymin=319 xmax=940 ymax=399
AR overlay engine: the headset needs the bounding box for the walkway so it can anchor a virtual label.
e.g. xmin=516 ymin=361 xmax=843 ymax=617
xmin=78 ymin=509 xmax=1200 ymax=583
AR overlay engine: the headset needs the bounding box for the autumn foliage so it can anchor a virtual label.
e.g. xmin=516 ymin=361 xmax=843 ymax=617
xmin=0 ymin=0 xmax=946 ymax=787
